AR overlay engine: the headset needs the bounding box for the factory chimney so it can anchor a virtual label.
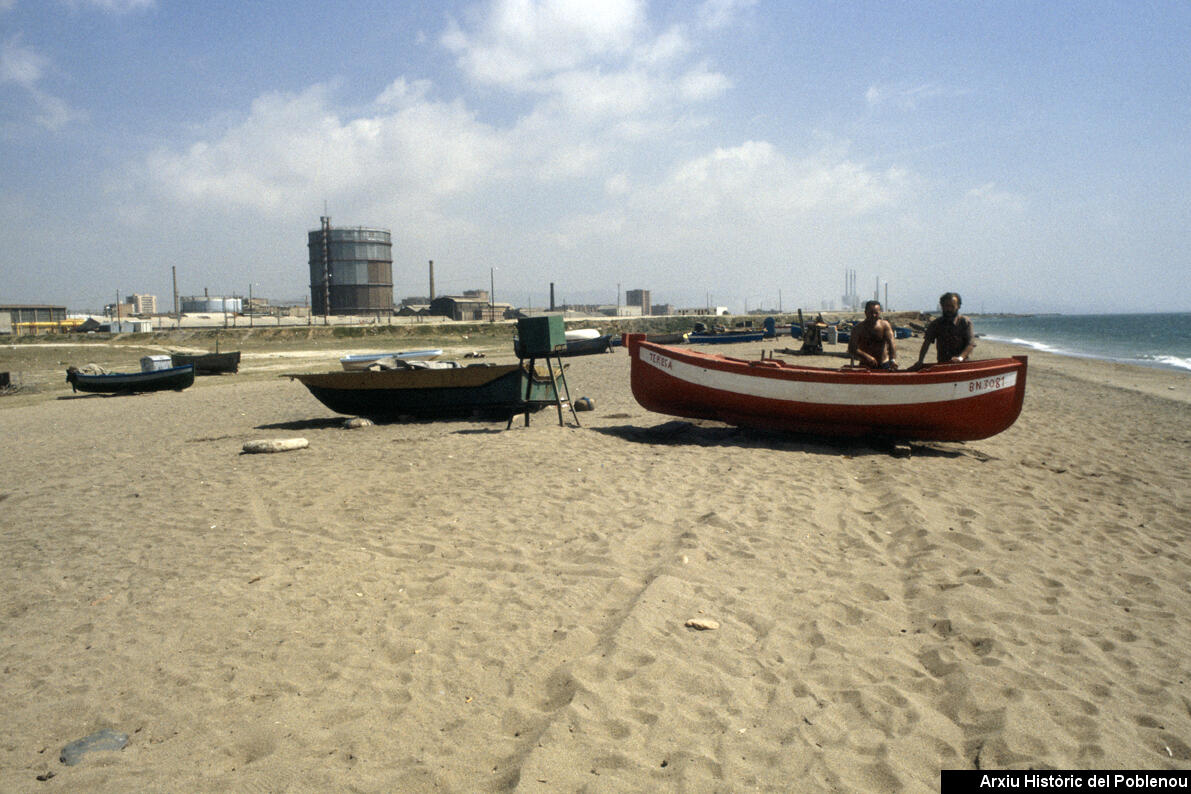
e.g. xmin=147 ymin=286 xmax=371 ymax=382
xmin=428 ymin=260 xmax=435 ymax=300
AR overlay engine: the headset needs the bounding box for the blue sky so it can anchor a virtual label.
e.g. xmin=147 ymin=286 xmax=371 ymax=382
xmin=2 ymin=0 xmax=1188 ymax=314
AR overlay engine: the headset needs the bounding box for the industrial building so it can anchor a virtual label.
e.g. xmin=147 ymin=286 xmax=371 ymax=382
xmin=429 ymin=295 xmax=512 ymax=322
xmin=0 ymin=304 xmax=69 ymax=335
xmin=625 ymin=289 xmax=650 ymax=315
xmin=180 ymin=296 xmax=242 ymax=314
xmin=308 ymin=217 xmax=394 ymax=316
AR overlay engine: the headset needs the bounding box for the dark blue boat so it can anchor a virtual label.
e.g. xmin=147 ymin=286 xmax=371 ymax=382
xmin=66 ymin=364 xmax=195 ymax=394
xmin=687 ymin=331 xmax=765 ymax=344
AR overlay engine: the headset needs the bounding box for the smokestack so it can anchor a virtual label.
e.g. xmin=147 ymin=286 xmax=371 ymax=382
xmin=428 ymin=260 xmax=435 ymax=300
xmin=550 ymin=282 xmax=555 ymax=311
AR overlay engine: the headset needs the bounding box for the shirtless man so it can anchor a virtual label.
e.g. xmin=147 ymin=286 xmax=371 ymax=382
xmin=848 ymin=300 xmax=898 ymax=369
xmin=914 ymin=292 xmax=975 ymax=366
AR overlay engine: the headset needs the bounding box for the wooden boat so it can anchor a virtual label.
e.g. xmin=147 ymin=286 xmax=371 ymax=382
xmin=66 ymin=364 xmax=195 ymax=394
xmin=624 ymin=334 xmax=1027 ymax=441
xmin=687 ymin=331 xmax=765 ymax=345
xmin=171 ymin=351 xmax=241 ymax=374
xmin=339 ymin=349 xmax=443 ymax=371
xmin=644 ymin=331 xmax=689 ymax=344
xmin=286 ymin=363 xmax=559 ymax=420
xmin=565 ymin=329 xmax=601 ymax=341
xmin=514 ymin=334 xmax=614 ymax=358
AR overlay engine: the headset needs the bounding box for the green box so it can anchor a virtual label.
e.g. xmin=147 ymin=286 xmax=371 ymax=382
xmin=517 ymin=315 xmax=566 ymax=356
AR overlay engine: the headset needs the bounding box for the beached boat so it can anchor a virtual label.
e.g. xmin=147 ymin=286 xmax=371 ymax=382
xmin=170 ymin=351 xmax=241 ymax=375
xmin=624 ymin=335 xmax=1027 ymax=441
xmin=66 ymin=364 xmax=195 ymax=394
xmin=287 ymin=363 xmax=559 ymax=420
xmin=514 ymin=334 xmax=614 ymax=358
xmin=687 ymin=331 xmax=765 ymax=345
xmin=339 ymin=349 xmax=443 ymax=371
xmin=565 ymin=329 xmax=601 ymax=341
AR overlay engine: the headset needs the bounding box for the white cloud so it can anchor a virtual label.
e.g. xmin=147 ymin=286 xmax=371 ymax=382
xmin=865 ymin=82 xmax=966 ymax=111
xmin=140 ymin=84 xmax=510 ymax=214
xmin=444 ymin=0 xmax=644 ymax=88
xmin=1 ymin=36 xmax=82 ymax=130
xmin=964 ymin=181 xmax=1026 ymax=213
xmin=697 ymin=0 xmax=755 ymax=30
xmin=678 ymin=62 xmax=731 ymax=102
xmin=1 ymin=36 xmax=48 ymax=88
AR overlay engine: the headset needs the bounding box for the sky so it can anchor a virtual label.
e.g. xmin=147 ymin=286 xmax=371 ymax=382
xmin=1 ymin=0 xmax=1188 ymax=315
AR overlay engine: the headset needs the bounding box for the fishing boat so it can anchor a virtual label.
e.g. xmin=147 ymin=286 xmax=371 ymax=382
xmin=66 ymin=364 xmax=195 ymax=394
xmin=339 ymin=349 xmax=443 ymax=371
xmin=565 ymin=328 xmax=601 ymax=341
xmin=687 ymin=331 xmax=765 ymax=345
xmin=623 ymin=334 xmax=1027 ymax=441
xmin=286 ymin=362 xmax=559 ymax=420
xmin=514 ymin=334 xmax=614 ymax=358
xmin=170 ymin=350 xmax=241 ymax=375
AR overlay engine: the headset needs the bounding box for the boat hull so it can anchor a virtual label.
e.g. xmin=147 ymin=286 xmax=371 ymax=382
xmin=687 ymin=332 xmax=765 ymax=344
xmin=626 ymin=337 xmax=1026 ymax=441
xmin=67 ymin=364 xmax=195 ymax=394
xmin=171 ymin=351 xmax=240 ymax=374
xmin=288 ymin=364 xmax=559 ymax=420
xmin=514 ymin=335 xmax=614 ymax=358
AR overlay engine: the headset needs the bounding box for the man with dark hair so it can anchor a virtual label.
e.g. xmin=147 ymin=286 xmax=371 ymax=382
xmin=914 ymin=292 xmax=975 ymax=366
xmin=848 ymin=300 xmax=898 ymax=369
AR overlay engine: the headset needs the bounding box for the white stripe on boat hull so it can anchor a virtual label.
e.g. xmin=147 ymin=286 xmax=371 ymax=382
xmin=641 ymin=349 xmax=1017 ymax=407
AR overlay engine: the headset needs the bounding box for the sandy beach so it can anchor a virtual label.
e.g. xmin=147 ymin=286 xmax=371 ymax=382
xmin=2 ymin=332 xmax=1190 ymax=792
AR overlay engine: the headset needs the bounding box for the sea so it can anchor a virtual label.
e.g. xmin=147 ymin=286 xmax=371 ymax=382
xmin=972 ymin=313 xmax=1191 ymax=373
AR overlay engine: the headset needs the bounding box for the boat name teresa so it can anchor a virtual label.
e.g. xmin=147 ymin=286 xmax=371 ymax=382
xmin=645 ymin=350 xmax=674 ymax=370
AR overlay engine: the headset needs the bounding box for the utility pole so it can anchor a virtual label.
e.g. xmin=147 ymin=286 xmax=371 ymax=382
xmin=489 ymin=267 xmax=495 ymax=323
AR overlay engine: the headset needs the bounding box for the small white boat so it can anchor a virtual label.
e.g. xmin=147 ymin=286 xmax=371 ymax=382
xmin=339 ymin=349 xmax=443 ymax=371
xmin=565 ymin=329 xmax=601 ymax=341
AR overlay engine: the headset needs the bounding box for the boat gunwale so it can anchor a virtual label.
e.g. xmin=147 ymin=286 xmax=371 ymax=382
xmin=633 ymin=339 xmax=1025 ymax=387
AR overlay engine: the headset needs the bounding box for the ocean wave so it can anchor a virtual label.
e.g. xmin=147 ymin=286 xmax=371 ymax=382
xmin=983 ymin=334 xmax=1065 ymax=354
xmin=984 ymin=334 xmax=1191 ymax=372
xmin=1146 ymin=355 xmax=1191 ymax=372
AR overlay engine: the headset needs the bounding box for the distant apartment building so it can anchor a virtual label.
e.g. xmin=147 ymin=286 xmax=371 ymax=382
xmin=651 ymin=303 xmax=675 ymax=316
xmin=625 ymin=289 xmax=650 ymax=315
xmin=129 ymin=293 xmax=157 ymax=315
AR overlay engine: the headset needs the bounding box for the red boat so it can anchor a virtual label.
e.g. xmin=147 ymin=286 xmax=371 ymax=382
xmin=624 ymin=334 xmax=1027 ymax=441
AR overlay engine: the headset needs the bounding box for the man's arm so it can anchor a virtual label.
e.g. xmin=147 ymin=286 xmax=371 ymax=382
xmin=915 ymin=335 xmax=932 ymax=365
xmin=882 ymin=322 xmax=898 ymax=366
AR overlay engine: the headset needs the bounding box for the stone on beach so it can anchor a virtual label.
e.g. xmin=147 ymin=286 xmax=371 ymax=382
xmin=242 ymin=438 xmax=309 ymax=454
xmin=60 ymin=729 xmax=128 ymax=765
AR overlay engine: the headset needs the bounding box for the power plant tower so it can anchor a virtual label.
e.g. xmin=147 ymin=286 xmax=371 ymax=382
xmin=307 ymin=217 xmax=394 ymax=316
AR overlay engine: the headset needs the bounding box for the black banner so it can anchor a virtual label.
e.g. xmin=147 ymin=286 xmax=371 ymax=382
xmin=942 ymin=770 xmax=1190 ymax=793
